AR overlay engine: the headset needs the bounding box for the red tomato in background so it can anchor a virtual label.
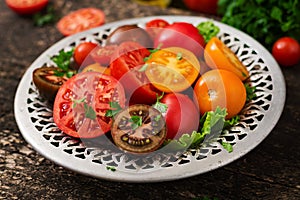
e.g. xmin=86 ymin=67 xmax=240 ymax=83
xmin=91 ymin=45 xmax=118 ymax=66
xmin=57 ymin=8 xmax=105 ymax=36
xmin=272 ymin=37 xmax=300 ymax=67
xmin=160 ymin=93 xmax=199 ymax=140
xmin=53 ymin=72 xmax=126 ymax=138
xmin=145 ymin=18 xmax=170 ymax=39
xmin=73 ymin=42 xmax=98 ymax=68
xmin=154 ymin=22 xmax=205 ymax=57
xmin=183 ymin=0 xmax=218 ymax=15
xmin=5 ymin=0 xmax=48 ymax=15
xmin=110 ymin=41 xmax=160 ymax=105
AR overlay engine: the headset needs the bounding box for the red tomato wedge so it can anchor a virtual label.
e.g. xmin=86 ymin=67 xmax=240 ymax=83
xmin=53 ymin=72 xmax=125 ymax=138
xmin=91 ymin=45 xmax=118 ymax=66
xmin=5 ymin=0 xmax=48 ymax=15
xmin=110 ymin=41 xmax=161 ymax=105
xmin=57 ymin=8 xmax=105 ymax=36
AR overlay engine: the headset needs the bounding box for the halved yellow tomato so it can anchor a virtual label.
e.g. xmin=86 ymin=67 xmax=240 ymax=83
xmin=145 ymin=47 xmax=200 ymax=93
xmin=204 ymin=37 xmax=249 ymax=81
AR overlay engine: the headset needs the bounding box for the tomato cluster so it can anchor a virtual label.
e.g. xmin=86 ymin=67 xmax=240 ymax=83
xmin=33 ymin=19 xmax=250 ymax=154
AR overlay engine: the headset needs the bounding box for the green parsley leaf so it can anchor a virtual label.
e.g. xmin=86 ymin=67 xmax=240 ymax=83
xmin=221 ymin=141 xmax=233 ymax=153
xmin=50 ymin=49 xmax=75 ymax=78
xmin=33 ymin=5 xmax=57 ymax=27
xmin=152 ymin=93 xmax=168 ymax=114
xmin=197 ymin=21 xmax=220 ymax=43
xmin=176 ymin=52 xmax=183 ymax=60
xmin=106 ymin=166 xmax=116 ymax=171
xmin=84 ymin=103 xmax=97 ymax=120
xmin=105 ymin=102 xmax=122 ymax=118
xmin=72 ymin=97 xmax=86 ymax=108
xmin=244 ymin=83 xmax=256 ymax=101
xmin=130 ymin=115 xmax=142 ymax=130
xmin=138 ymin=64 xmax=149 ymax=72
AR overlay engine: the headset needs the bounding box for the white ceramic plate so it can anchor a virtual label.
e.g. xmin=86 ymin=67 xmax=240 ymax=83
xmin=14 ymin=16 xmax=285 ymax=182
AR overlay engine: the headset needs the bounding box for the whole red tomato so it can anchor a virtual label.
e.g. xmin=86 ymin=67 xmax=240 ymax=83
xmin=183 ymin=0 xmax=218 ymax=15
xmin=154 ymin=22 xmax=205 ymax=57
xmin=160 ymin=93 xmax=199 ymax=140
xmin=272 ymin=37 xmax=300 ymax=67
xmin=74 ymin=42 xmax=98 ymax=68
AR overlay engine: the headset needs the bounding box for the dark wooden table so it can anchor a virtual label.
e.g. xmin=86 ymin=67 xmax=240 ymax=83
xmin=1 ymin=0 xmax=299 ymax=199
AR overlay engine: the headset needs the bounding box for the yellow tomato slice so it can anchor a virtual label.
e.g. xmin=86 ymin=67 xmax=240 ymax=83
xmin=204 ymin=37 xmax=249 ymax=81
xmin=145 ymin=47 xmax=200 ymax=93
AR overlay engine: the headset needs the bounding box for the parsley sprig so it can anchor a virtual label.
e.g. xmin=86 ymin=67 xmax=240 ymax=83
xmin=51 ymin=49 xmax=76 ymax=78
xmin=72 ymin=97 xmax=97 ymax=120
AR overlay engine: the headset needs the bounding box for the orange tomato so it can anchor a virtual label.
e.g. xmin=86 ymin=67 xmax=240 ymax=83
xmin=81 ymin=63 xmax=110 ymax=75
xmin=204 ymin=37 xmax=249 ymax=81
xmin=145 ymin=47 xmax=200 ymax=93
xmin=194 ymin=69 xmax=246 ymax=119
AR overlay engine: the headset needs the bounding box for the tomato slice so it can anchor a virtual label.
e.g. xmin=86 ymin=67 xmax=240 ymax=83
xmin=204 ymin=37 xmax=249 ymax=81
xmin=110 ymin=41 xmax=160 ymax=105
xmin=145 ymin=47 xmax=200 ymax=93
xmin=57 ymin=8 xmax=105 ymax=36
xmin=53 ymin=72 xmax=125 ymax=138
xmin=5 ymin=0 xmax=48 ymax=15
xmin=91 ymin=45 xmax=118 ymax=66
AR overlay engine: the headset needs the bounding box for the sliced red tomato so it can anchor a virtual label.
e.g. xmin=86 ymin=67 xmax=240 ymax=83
xmin=110 ymin=41 xmax=160 ymax=105
xmin=53 ymin=72 xmax=125 ymax=138
xmin=57 ymin=8 xmax=105 ymax=36
xmin=91 ymin=45 xmax=118 ymax=66
xmin=145 ymin=18 xmax=170 ymax=39
xmin=145 ymin=47 xmax=200 ymax=93
xmin=5 ymin=0 xmax=48 ymax=15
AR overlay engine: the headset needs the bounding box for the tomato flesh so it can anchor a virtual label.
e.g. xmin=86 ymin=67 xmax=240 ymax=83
xmin=57 ymin=8 xmax=105 ymax=36
xmin=53 ymin=72 xmax=125 ymax=138
xmin=110 ymin=41 xmax=160 ymax=105
xmin=6 ymin=0 xmax=48 ymax=15
xmin=91 ymin=45 xmax=118 ymax=66
xmin=145 ymin=47 xmax=200 ymax=93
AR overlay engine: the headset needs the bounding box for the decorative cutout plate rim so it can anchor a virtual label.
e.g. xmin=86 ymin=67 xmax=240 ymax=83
xmin=14 ymin=15 xmax=286 ymax=182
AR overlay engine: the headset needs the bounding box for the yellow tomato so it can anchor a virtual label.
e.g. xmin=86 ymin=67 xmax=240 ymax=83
xmin=204 ymin=37 xmax=249 ymax=81
xmin=145 ymin=47 xmax=200 ymax=93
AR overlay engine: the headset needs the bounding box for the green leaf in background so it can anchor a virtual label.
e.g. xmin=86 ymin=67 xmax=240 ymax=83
xmin=218 ymin=0 xmax=300 ymax=50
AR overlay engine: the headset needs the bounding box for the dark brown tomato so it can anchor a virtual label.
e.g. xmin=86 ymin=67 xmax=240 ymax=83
xmin=106 ymin=24 xmax=153 ymax=48
xmin=111 ymin=104 xmax=166 ymax=154
xmin=32 ymin=66 xmax=73 ymax=103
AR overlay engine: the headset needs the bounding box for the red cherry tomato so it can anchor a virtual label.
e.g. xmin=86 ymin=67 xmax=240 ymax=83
xmin=74 ymin=42 xmax=98 ymax=67
xmin=160 ymin=93 xmax=199 ymax=139
xmin=272 ymin=37 xmax=300 ymax=67
xmin=5 ymin=0 xmax=48 ymax=15
xmin=110 ymin=41 xmax=160 ymax=105
xmin=53 ymin=72 xmax=125 ymax=138
xmin=145 ymin=18 xmax=170 ymax=39
xmin=183 ymin=0 xmax=218 ymax=15
xmin=57 ymin=8 xmax=105 ymax=36
xmin=154 ymin=22 xmax=205 ymax=57
xmin=91 ymin=45 xmax=118 ymax=66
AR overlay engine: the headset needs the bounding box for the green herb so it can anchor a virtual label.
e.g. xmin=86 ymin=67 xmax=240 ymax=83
xmin=106 ymin=166 xmax=116 ymax=171
xmin=244 ymin=83 xmax=256 ymax=101
xmin=152 ymin=93 xmax=168 ymax=114
xmin=138 ymin=63 xmax=149 ymax=72
xmin=164 ymin=107 xmax=238 ymax=152
xmin=143 ymin=44 xmax=162 ymax=62
xmin=72 ymin=97 xmax=97 ymax=120
xmin=51 ymin=49 xmax=75 ymax=78
xmin=33 ymin=5 xmax=57 ymax=27
xmin=72 ymin=97 xmax=86 ymax=108
xmin=84 ymin=103 xmax=97 ymax=120
xmin=197 ymin=21 xmax=220 ymax=43
xmin=105 ymin=101 xmax=122 ymax=117
xmin=221 ymin=141 xmax=233 ymax=153
xmin=130 ymin=115 xmax=142 ymax=130
xmin=218 ymin=0 xmax=300 ymax=50
xmin=176 ymin=52 xmax=183 ymax=60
